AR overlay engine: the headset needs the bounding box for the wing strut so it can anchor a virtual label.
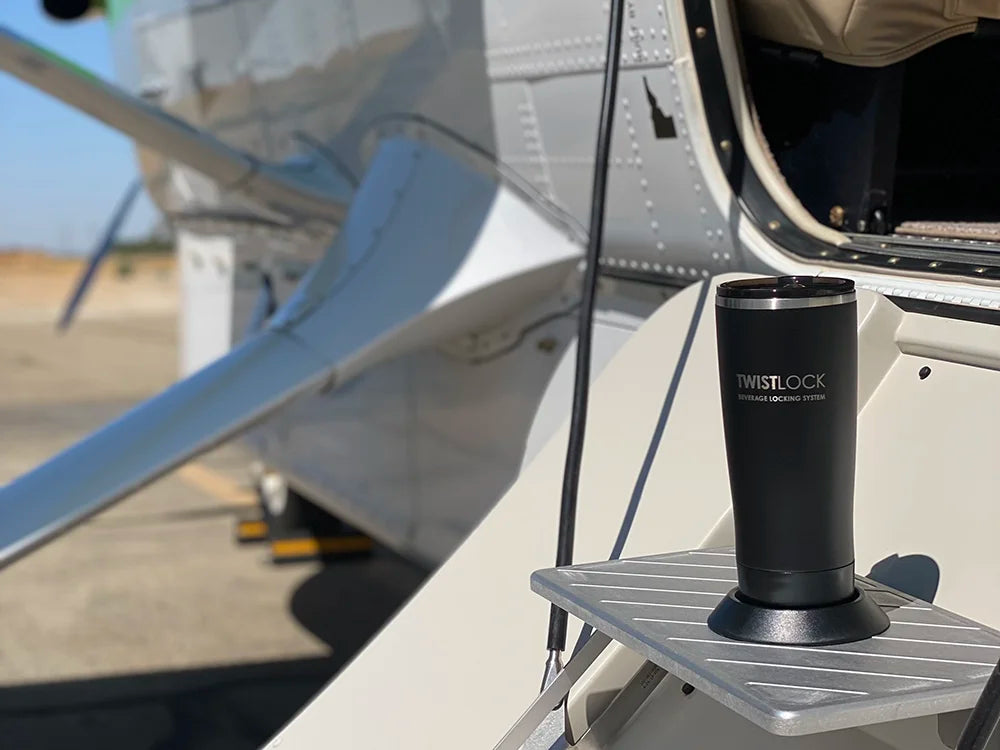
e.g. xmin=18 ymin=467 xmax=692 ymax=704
xmin=0 ymin=27 xmax=352 ymax=223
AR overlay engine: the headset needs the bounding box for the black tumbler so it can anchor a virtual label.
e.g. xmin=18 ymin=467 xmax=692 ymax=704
xmin=707 ymin=276 xmax=888 ymax=645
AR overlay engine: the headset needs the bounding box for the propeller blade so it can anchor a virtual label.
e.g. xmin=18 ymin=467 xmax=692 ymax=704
xmin=0 ymin=137 xmax=581 ymax=569
xmin=57 ymin=178 xmax=144 ymax=332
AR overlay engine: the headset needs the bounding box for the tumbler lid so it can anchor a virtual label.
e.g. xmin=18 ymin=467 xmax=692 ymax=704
xmin=717 ymin=276 xmax=855 ymax=310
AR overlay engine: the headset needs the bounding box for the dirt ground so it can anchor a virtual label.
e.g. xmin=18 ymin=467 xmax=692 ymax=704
xmin=0 ymin=252 xmax=177 ymax=324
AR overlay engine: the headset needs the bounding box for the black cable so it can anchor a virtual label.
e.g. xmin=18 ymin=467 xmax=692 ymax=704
xmin=958 ymin=660 xmax=1000 ymax=750
xmin=546 ymin=0 xmax=627 ymax=654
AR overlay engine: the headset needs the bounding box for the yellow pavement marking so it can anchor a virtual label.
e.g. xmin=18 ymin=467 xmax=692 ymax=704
xmin=271 ymin=536 xmax=373 ymax=558
xmin=176 ymin=462 xmax=257 ymax=508
xmin=237 ymin=520 xmax=269 ymax=539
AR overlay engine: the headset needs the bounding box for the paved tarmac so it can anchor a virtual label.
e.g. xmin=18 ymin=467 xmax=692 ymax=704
xmin=0 ymin=315 xmax=427 ymax=749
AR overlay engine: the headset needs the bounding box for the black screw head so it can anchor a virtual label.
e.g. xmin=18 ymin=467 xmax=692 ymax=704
xmin=681 ymin=682 xmax=695 ymax=696
xmin=918 ymin=366 xmax=931 ymax=380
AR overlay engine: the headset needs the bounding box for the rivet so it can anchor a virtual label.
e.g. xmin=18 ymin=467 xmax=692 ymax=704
xmin=695 ymin=27 xmax=707 ymax=39
xmin=767 ymin=220 xmax=780 ymax=231
xmin=918 ymin=366 xmax=931 ymax=380
xmin=976 ymin=267 xmax=987 ymax=273
xmin=719 ymin=139 xmax=732 ymax=153
xmin=888 ymin=257 xmax=899 ymax=264
xmin=929 ymin=261 xmax=941 ymax=268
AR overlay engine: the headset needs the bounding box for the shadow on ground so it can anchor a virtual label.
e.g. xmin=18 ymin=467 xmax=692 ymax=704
xmin=288 ymin=546 xmax=428 ymax=652
xmin=0 ymin=548 xmax=429 ymax=749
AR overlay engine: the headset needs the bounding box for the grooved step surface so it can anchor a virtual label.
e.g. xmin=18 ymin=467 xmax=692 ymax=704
xmin=532 ymin=548 xmax=1000 ymax=736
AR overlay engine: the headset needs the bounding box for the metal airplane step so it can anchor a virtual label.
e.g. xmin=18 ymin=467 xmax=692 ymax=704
xmin=530 ymin=547 xmax=1000 ymax=737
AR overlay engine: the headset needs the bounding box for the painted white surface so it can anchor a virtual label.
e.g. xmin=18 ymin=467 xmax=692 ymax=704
xmin=521 ymin=307 xmax=650 ymax=469
xmin=274 ymin=276 xmax=1000 ymax=748
xmin=178 ymin=231 xmax=234 ymax=377
xmin=262 ymin=138 xmax=583 ymax=563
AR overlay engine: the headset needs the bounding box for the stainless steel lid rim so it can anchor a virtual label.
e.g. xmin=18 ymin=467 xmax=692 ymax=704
xmin=716 ymin=293 xmax=856 ymax=310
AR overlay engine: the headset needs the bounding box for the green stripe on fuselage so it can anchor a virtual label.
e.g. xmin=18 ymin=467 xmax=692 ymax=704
xmin=104 ymin=0 xmax=136 ymax=24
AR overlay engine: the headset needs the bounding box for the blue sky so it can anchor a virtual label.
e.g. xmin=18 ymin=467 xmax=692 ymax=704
xmin=0 ymin=5 xmax=157 ymax=252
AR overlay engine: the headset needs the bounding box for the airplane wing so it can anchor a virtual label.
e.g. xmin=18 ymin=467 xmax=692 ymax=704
xmin=0 ymin=26 xmax=352 ymax=224
xmin=0 ymin=136 xmax=583 ymax=568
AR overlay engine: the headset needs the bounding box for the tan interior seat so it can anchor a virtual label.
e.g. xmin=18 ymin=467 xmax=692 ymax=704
xmin=737 ymin=0 xmax=1000 ymax=66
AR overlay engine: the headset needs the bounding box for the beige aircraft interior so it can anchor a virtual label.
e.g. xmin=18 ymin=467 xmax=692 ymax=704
xmin=737 ymin=0 xmax=1000 ymax=241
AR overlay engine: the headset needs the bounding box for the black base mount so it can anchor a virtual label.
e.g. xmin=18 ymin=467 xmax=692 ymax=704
xmin=707 ymin=587 xmax=890 ymax=646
